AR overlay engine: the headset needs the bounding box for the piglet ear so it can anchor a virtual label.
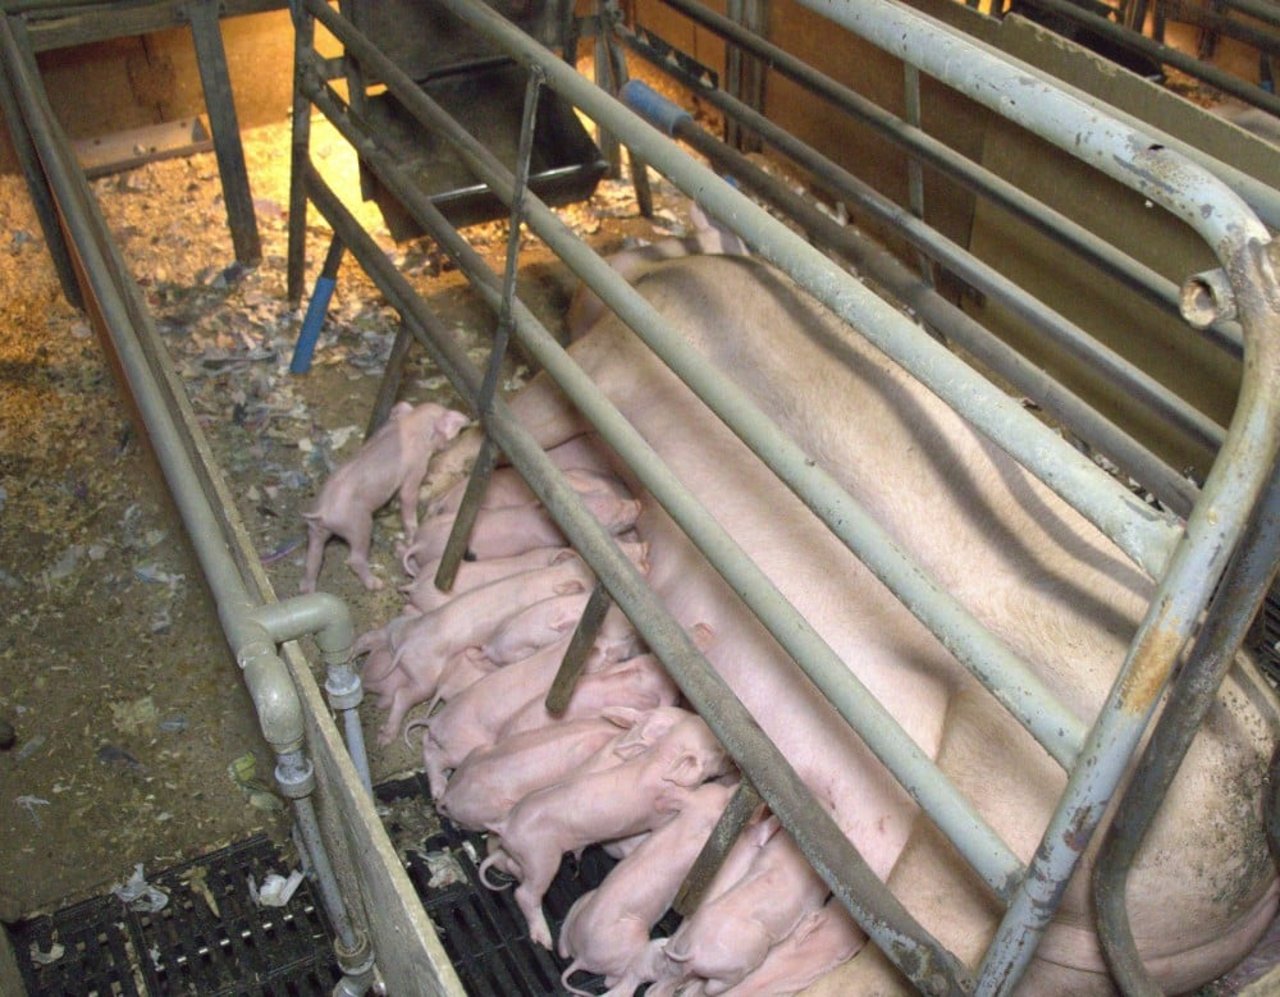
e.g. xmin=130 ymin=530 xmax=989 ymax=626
xmin=601 ymin=706 xmax=644 ymax=730
xmin=438 ymin=408 xmax=470 ymax=441
xmin=664 ymin=751 xmax=709 ymax=788
xmin=690 ymin=201 xmax=713 ymax=233
xmin=390 ymin=401 xmax=414 ymax=420
xmin=751 ymin=815 xmax=782 ymax=847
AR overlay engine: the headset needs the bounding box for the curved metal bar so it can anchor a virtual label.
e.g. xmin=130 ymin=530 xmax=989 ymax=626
xmin=1093 ymin=450 xmax=1280 ymax=994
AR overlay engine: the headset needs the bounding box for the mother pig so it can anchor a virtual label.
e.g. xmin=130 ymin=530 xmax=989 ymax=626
xmin=429 ymin=254 xmax=1279 ymax=993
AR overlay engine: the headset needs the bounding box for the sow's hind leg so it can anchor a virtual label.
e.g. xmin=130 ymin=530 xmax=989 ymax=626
xmin=806 ymin=673 xmax=1279 ymax=997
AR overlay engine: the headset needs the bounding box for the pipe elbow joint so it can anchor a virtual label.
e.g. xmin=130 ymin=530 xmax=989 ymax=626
xmin=241 ymin=648 xmax=306 ymax=753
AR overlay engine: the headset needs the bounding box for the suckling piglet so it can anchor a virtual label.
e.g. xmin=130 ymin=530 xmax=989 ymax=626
xmin=401 ymin=490 xmax=642 ymax=574
xmin=300 ymin=401 xmax=468 ymax=592
xmin=482 ymin=709 xmax=732 ymax=949
xmin=419 ymin=629 xmax=639 ymax=798
xmin=438 ymin=716 xmax=625 ymax=830
xmin=719 ymin=899 xmax=862 ymax=996
xmin=558 ymin=780 xmax=737 ymax=997
xmin=661 ymin=819 xmax=830 ymax=994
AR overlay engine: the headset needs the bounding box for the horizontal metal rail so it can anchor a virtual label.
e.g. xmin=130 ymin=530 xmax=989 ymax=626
xmin=619 ymin=29 xmax=1225 ymax=460
xmin=653 ymin=0 xmax=1245 ymax=358
xmin=300 ymin=161 xmax=978 ymax=993
xmin=1015 ymin=0 xmax=1280 ymax=117
xmin=343 ymin=0 xmax=1187 ymax=586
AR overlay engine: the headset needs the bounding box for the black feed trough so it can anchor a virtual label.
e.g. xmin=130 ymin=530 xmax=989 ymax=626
xmin=362 ymin=58 xmax=608 ymax=240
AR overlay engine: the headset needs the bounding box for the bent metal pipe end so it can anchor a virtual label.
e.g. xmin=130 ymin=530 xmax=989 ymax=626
xmin=239 ymin=643 xmax=306 ymax=754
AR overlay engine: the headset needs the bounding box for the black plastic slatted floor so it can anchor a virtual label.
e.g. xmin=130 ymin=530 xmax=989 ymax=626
xmin=12 ymin=836 xmax=339 ymax=996
xmin=379 ymin=774 xmax=680 ymax=997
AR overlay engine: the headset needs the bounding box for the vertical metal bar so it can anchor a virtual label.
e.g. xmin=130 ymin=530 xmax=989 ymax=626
xmin=902 ymin=63 xmax=935 ymax=291
xmin=602 ymin=1 xmax=654 ymax=217
xmin=0 ymin=17 xmax=81 ymax=308
xmin=1093 ymin=455 xmax=1280 ymax=995
xmin=290 ymin=233 xmax=345 ymax=375
xmin=435 ymin=68 xmax=544 ymax=592
xmin=286 ymin=0 xmax=314 ymax=306
xmin=187 ymin=0 xmax=262 ymax=266
xmin=594 ymin=1 xmax=621 ymax=176
xmin=366 ymin=320 xmax=415 ymax=438
xmin=545 ymin=581 xmax=613 ymax=713
xmin=725 ymin=0 xmax=745 ymax=149
xmin=674 ymin=779 xmax=763 ymax=915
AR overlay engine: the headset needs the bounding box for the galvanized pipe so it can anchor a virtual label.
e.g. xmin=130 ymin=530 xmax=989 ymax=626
xmin=620 ymin=58 xmax=1226 ymax=460
xmin=313 ymin=0 xmax=1178 ymax=582
xmin=302 ymin=164 xmax=976 ymax=994
xmin=2 ymin=18 xmax=377 ymax=991
xmin=302 ymin=81 xmax=1028 ymax=901
xmin=1092 ymin=450 xmax=1280 ymax=995
xmin=545 ymin=580 xmax=612 ymax=714
xmin=437 ymin=65 xmax=543 ymax=589
xmin=652 ymin=0 xmax=1244 ymax=357
xmin=1219 ymin=0 xmax=1280 ymax=31
xmin=0 ymin=11 xmax=307 ymax=755
xmin=1016 ymin=0 xmax=1280 ymax=116
xmin=623 ymin=78 xmax=1198 ymax=516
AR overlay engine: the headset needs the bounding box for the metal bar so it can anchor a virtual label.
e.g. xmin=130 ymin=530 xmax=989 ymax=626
xmin=1159 ymin=0 xmax=1280 ymax=61
xmin=290 ymin=232 xmax=345 ymax=374
xmin=436 ymin=66 xmax=542 ymax=589
xmin=624 ymin=50 xmax=1225 ymax=458
xmin=1093 ymin=452 xmax=1280 ymax=995
xmin=0 ymin=18 xmax=81 ymax=307
xmin=1219 ymin=0 xmax=1280 ymax=31
xmin=1016 ymin=0 xmax=1280 ymax=116
xmin=303 ymin=163 xmax=977 ymax=994
xmin=594 ymin=0 xmax=621 ymax=175
xmin=762 ymin=3 xmax=1280 ymax=990
xmin=674 ymin=779 xmax=763 ymax=915
xmin=433 ymin=437 xmax=498 ymax=591
xmin=641 ymin=85 xmax=1198 ymax=518
xmin=366 ymin=320 xmax=414 ymax=439
xmin=653 ymin=0 xmax=1243 ymax=357
xmin=903 ymin=63 xmax=935 ymax=291
xmin=301 ymin=72 xmax=1028 ymax=905
xmin=286 ymin=0 xmax=313 ymax=306
xmin=545 ymin=580 xmax=612 ymax=714
xmin=0 ymin=26 xmax=381 ymax=989
xmin=601 ymin=1 xmax=654 ymax=217
xmin=323 ymin=0 xmax=1182 ymax=583
xmin=187 ymin=0 xmax=262 ymax=266
xmin=788 ymin=0 xmax=1271 ymax=258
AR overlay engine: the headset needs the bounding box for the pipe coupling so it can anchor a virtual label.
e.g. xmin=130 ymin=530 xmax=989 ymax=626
xmin=334 ymin=927 xmax=375 ymax=976
xmin=275 ymin=753 xmax=317 ymax=799
xmin=325 ymin=664 xmax=364 ymax=711
xmin=1180 ymin=268 xmax=1238 ymax=328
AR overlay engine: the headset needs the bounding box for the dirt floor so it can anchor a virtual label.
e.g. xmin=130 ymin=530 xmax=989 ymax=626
xmin=0 ymin=77 xmax=706 ymax=933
